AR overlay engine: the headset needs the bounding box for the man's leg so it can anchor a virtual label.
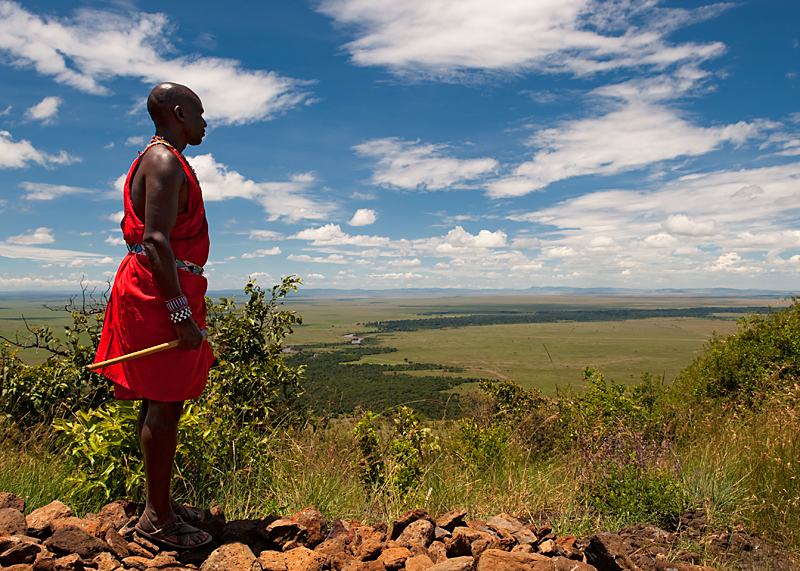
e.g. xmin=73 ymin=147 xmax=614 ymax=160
xmin=139 ymin=399 xmax=209 ymax=547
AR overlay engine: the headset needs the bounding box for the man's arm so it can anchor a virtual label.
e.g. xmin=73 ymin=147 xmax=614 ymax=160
xmin=141 ymin=149 xmax=204 ymax=350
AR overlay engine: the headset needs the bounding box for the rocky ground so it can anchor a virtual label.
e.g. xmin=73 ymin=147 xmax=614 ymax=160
xmin=0 ymin=492 xmax=796 ymax=571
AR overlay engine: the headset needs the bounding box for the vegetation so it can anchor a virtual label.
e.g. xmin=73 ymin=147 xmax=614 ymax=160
xmin=0 ymin=283 xmax=798 ymax=568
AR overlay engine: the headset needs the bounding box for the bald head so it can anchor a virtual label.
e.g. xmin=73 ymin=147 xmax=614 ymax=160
xmin=147 ymin=83 xmax=201 ymax=127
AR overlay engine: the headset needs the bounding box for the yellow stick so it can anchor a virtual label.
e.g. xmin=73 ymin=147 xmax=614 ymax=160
xmin=87 ymin=330 xmax=207 ymax=371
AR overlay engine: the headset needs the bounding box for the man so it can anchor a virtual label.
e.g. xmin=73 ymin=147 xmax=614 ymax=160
xmin=93 ymin=83 xmax=214 ymax=549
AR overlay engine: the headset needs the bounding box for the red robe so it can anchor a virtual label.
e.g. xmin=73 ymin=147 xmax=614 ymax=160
xmin=93 ymin=141 xmax=214 ymax=402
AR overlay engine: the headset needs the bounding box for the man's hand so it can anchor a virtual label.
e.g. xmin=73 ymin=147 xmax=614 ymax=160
xmin=174 ymin=318 xmax=204 ymax=350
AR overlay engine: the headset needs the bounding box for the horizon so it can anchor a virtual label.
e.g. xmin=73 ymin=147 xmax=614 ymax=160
xmin=1 ymin=1 xmax=799 ymax=292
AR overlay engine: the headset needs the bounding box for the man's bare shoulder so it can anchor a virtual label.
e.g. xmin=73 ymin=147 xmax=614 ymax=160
xmin=139 ymin=144 xmax=186 ymax=179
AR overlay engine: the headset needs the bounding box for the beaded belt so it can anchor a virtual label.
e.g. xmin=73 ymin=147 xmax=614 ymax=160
xmin=127 ymin=243 xmax=204 ymax=276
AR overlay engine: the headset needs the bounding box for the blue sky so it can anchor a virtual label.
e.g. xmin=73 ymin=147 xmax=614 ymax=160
xmin=0 ymin=0 xmax=798 ymax=292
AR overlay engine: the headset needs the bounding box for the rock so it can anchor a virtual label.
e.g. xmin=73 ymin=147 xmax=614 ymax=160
xmin=654 ymin=563 xmax=716 ymax=571
xmin=445 ymin=527 xmax=484 ymax=558
xmin=486 ymin=514 xmax=524 ymax=534
xmin=199 ymin=542 xmax=257 ymax=571
xmin=132 ymin=531 xmax=160 ymax=555
xmin=122 ymin=555 xmax=153 ymax=570
xmin=27 ymin=501 xmax=72 ymax=538
xmin=103 ymin=527 xmax=129 ymax=560
xmin=435 ymin=526 xmax=452 ymax=540
xmin=583 ymin=534 xmax=641 ymax=571
xmin=476 ymin=549 xmax=553 ymax=571
xmin=260 ymin=518 xmax=307 ymax=550
xmin=0 ymin=508 xmax=29 ymax=536
xmin=552 ymin=557 xmax=599 ymax=571
xmin=54 ymin=552 xmax=84 ymax=571
xmin=258 ymin=550 xmax=287 ymax=571
xmin=354 ymin=527 xmax=384 ymax=561
xmin=396 ymin=519 xmax=435 ymax=551
xmin=283 ymin=545 xmax=327 ymax=571
xmin=91 ymin=551 xmax=120 ymax=571
xmin=33 ymin=548 xmax=56 ymax=571
xmin=221 ymin=519 xmax=263 ymax=546
xmin=436 ymin=509 xmax=467 ymax=532
xmin=390 ymin=508 xmax=430 ymax=540
xmin=429 ymin=555 xmax=475 ymax=571
xmin=428 ymin=540 xmax=448 ymax=563
xmin=0 ymin=492 xmax=25 ymax=512
xmin=97 ymin=502 xmax=129 ymax=531
xmin=378 ymin=546 xmax=411 ymax=570
xmin=127 ymin=539 xmax=155 ymax=558
xmin=539 ymin=539 xmax=556 ymax=555
xmin=342 ymin=560 xmax=385 ymax=571
xmin=405 ymin=552 xmax=435 ymax=571
xmin=44 ymin=526 xmax=108 ymax=559
xmin=292 ymin=507 xmax=327 ymax=548
xmin=193 ymin=508 xmax=227 ymax=544
xmin=513 ymin=528 xmax=538 ymax=546
xmin=0 ymin=538 xmax=41 ymax=566
xmin=50 ymin=517 xmax=102 ymax=537
xmin=326 ymin=519 xmax=352 ymax=541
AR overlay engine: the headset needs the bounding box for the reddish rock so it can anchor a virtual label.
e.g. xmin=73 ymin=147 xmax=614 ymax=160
xmin=355 ymin=529 xmax=384 ymax=561
xmin=429 ymin=555 xmax=475 ymax=571
xmin=199 ymin=542 xmax=257 ymax=571
xmin=405 ymin=552 xmax=436 ymax=571
xmin=49 ymin=517 xmax=101 ymax=538
xmin=283 ymin=545 xmax=327 ymax=571
xmin=121 ymin=555 xmax=152 ymax=570
xmin=91 ymin=551 xmax=120 ymax=571
xmin=342 ymin=560 xmax=385 ymax=571
xmin=258 ymin=550 xmax=287 ymax=570
xmin=260 ymin=518 xmax=307 ymax=550
xmin=445 ymin=527 xmax=484 ymax=558
xmin=33 ymin=548 xmax=56 ymax=571
xmin=27 ymin=501 xmax=72 ymax=538
xmin=132 ymin=531 xmax=159 ymax=555
xmin=127 ymin=539 xmax=155 ymax=558
xmin=553 ymin=557 xmax=599 ymax=571
xmin=396 ymin=519 xmax=435 ymax=551
xmin=292 ymin=507 xmax=327 ymax=548
xmin=97 ymin=502 xmax=129 ymax=531
xmin=378 ymin=546 xmax=411 ymax=570
xmin=654 ymin=563 xmax=716 ymax=571
xmin=390 ymin=508 xmax=430 ymax=540
xmin=0 ymin=538 xmax=41 ymax=566
xmin=103 ymin=527 xmax=129 ymax=560
xmin=476 ymin=549 xmax=553 ymax=571
xmin=486 ymin=514 xmax=524 ymax=534
xmin=326 ymin=519 xmax=352 ymax=541
xmin=583 ymin=534 xmax=641 ymax=571
xmin=436 ymin=509 xmax=467 ymax=531
xmin=513 ymin=528 xmax=538 ymax=546
xmin=54 ymin=552 xmax=84 ymax=571
xmin=428 ymin=540 xmax=448 ymax=563
xmin=0 ymin=508 xmax=28 ymax=536
xmin=0 ymin=493 xmax=25 ymax=512
xmin=43 ymin=526 xmax=107 ymax=559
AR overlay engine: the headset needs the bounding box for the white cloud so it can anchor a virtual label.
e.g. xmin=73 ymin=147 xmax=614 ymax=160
xmin=487 ymin=99 xmax=763 ymax=197
xmin=249 ymin=229 xmax=284 ymax=241
xmin=107 ymin=211 xmax=124 ymax=223
xmin=0 ymin=2 xmax=312 ymax=125
xmin=19 ymin=182 xmax=92 ymax=200
xmin=189 ymin=154 xmax=334 ymax=222
xmin=662 ymin=214 xmax=716 ymax=236
xmin=25 ymin=96 xmax=62 ymax=123
xmin=126 ymin=136 xmax=146 ymax=147
xmin=6 ymin=227 xmax=54 ymax=245
xmin=354 ymin=138 xmax=497 ymax=191
xmin=317 ymin=0 xmax=727 ymax=79
xmin=0 ymin=130 xmax=78 ymax=169
xmin=105 ymin=235 xmax=125 ymax=246
xmin=291 ymin=223 xmax=390 ymax=247
xmin=241 ymin=247 xmax=281 ymax=258
xmin=349 ymin=208 xmax=377 ymax=226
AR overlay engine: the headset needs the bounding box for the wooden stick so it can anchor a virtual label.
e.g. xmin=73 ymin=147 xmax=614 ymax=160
xmin=87 ymin=330 xmax=207 ymax=371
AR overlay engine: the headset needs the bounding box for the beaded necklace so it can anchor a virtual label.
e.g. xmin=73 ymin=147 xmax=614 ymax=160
xmin=146 ymin=135 xmax=199 ymax=183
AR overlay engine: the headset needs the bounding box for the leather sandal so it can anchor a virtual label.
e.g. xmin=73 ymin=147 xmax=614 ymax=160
xmin=135 ymin=511 xmax=212 ymax=550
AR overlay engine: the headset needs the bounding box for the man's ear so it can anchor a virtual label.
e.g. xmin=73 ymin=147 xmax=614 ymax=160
xmin=173 ymin=105 xmax=185 ymax=121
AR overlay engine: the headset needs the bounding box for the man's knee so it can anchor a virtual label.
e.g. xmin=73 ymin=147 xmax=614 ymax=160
xmin=145 ymin=400 xmax=185 ymax=431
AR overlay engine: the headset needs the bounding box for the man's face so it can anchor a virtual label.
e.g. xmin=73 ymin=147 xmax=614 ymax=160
xmin=183 ymin=96 xmax=206 ymax=146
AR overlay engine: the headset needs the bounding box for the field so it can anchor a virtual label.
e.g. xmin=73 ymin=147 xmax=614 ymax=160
xmin=1 ymin=291 xmax=788 ymax=395
xmin=281 ymin=293 xmax=786 ymax=394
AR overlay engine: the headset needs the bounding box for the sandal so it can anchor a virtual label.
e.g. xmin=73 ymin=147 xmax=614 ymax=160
xmin=135 ymin=511 xmax=212 ymax=550
xmin=172 ymin=500 xmax=205 ymax=523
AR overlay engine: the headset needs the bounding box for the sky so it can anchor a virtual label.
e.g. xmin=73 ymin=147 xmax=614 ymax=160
xmin=0 ymin=0 xmax=799 ymax=293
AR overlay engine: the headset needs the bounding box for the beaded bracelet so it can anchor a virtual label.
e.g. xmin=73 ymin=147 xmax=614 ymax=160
xmin=170 ymin=306 xmax=192 ymax=323
xmin=166 ymin=294 xmax=189 ymax=313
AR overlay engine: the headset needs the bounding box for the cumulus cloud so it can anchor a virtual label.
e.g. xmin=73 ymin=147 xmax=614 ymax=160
xmin=105 ymin=235 xmax=125 ymax=246
xmin=0 ymin=2 xmax=312 ymax=125
xmin=25 ymin=96 xmax=62 ymax=123
xmin=317 ymin=0 xmax=728 ymax=79
xmin=0 ymin=130 xmax=78 ymax=169
xmin=19 ymin=182 xmax=93 ymax=200
xmin=249 ymin=229 xmax=284 ymax=241
xmin=291 ymin=223 xmax=391 ymax=247
xmin=662 ymin=214 xmax=717 ymax=236
xmin=349 ymin=208 xmax=377 ymax=226
xmin=354 ymin=138 xmax=497 ymax=191
xmin=241 ymin=247 xmax=281 ymax=258
xmin=189 ymin=154 xmax=334 ymax=222
xmin=6 ymin=227 xmax=54 ymax=245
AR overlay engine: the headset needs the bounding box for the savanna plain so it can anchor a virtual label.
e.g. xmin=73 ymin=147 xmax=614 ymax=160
xmin=1 ymin=285 xmax=798 ymax=570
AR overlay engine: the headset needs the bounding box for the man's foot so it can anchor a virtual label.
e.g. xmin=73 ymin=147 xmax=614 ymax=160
xmin=135 ymin=510 xmax=211 ymax=550
xmin=171 ymin=499 xmax=205 ymax=523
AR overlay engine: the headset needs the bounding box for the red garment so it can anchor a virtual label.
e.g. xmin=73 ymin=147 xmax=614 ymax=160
xmin=93 ymin=141 xmax=214 ymax=402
